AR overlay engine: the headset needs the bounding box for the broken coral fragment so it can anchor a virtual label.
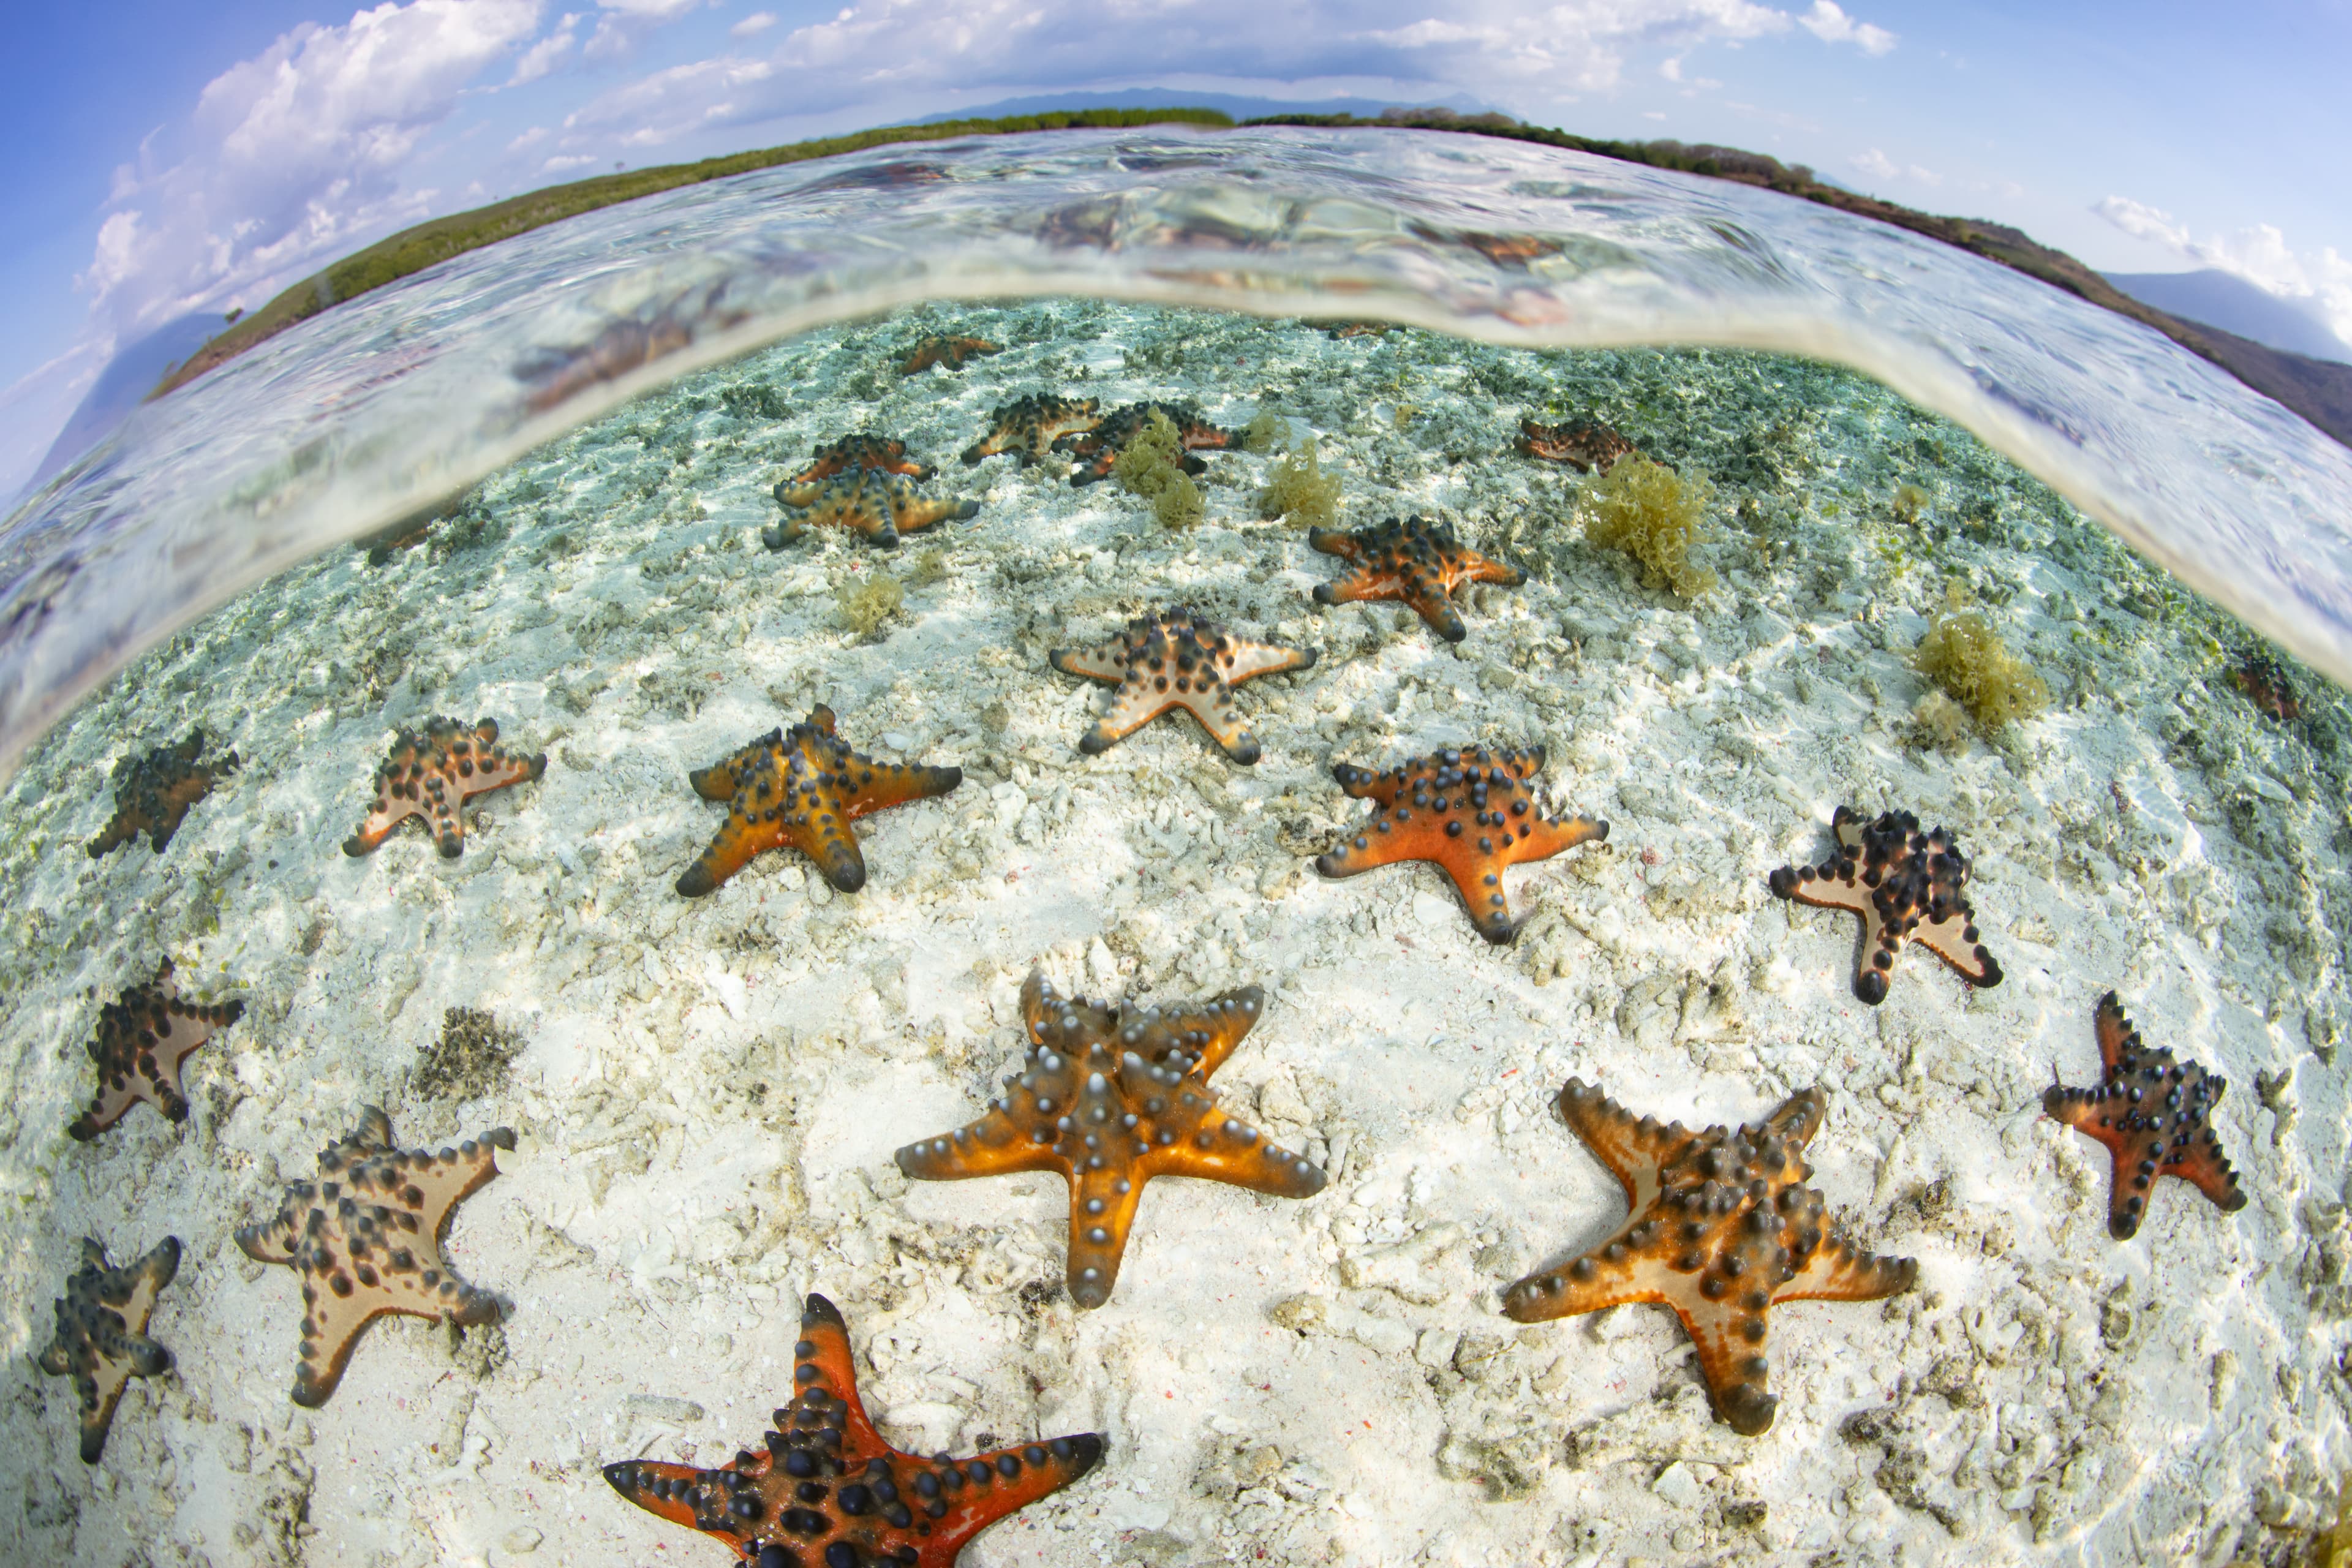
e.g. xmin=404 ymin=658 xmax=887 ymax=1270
xmin=1766 ymin=806 xmax=2002 ymax=1005
xmin=68 ymin=959 xmax=243 ymax=1141
xmin=88 ymin=731 xmax=237 ymax=858
xmin=1309 ymin=514 xmax=1523 ymax=643
xmin=1048 ymin=608 xmax=1316 ymax=764
xmin=39 ymin=1236 xmax=181 ymax=1462
xmin=2043 ymin=992 xmax=2248 ymax=1240
xmin=342 ymin=717 xmax=545 ymax=859
xmin=676 ymin=704 xmax=961 ymax=897
xmin=896 ymin=973 xmax=1325 ymax=1306
xmin=605 ymin=1292 xmax=1102 ymax=1564
xmin=235 ymin=1107 xmax=514 ymax=1407
xmin=1314 ymin=744 xmax=1606 ymax=944
xmin=1504 ymin=1078 xmax=1917 ymax=1436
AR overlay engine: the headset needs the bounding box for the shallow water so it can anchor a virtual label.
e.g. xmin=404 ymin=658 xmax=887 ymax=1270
xmin=1 ymin=290 xmax=2346 ymax=1567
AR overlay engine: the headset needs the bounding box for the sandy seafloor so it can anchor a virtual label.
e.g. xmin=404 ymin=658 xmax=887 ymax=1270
xmin=1 ymin=301 xmax=2348 ymax=1568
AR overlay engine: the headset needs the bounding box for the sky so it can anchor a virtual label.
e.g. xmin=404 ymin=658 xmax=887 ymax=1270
xmin=2 ymin=0 xmax=2348 ymax=500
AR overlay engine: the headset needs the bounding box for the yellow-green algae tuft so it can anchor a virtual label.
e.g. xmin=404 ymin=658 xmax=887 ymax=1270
xmin=834 ymin=572 xmax=905 ymax=635
xmin=1112 ymin=409 xmax=1206 ymax=529
xmin=1241 ymin=411 xmax=1286 ymax=453
xmin=1891 ymin=481 xmax=1931 ymax=525
xmin=1583 ymin=454 xmax=1716 ymax=597
xmin=1912 ymin=582 xmax=2048 ymax=729
xmin=1257 ymin=436 xmax=1341 ymax=529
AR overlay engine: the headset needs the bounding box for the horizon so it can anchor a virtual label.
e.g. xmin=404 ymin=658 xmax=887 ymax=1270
xmin=4 ymin=0 xmax=2348 ymax=500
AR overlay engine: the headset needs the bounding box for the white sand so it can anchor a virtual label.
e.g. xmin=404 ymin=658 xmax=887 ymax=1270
xmin=0 ymin=301 xmax=2344 ymax=1567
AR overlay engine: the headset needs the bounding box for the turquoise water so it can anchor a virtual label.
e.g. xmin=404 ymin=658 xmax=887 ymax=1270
xmin=0 ymin=130 xmax=2348 ymax=1567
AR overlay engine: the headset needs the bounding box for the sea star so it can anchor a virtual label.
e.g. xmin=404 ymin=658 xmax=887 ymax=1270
xmin=1766 ymin=806 xmax=2002 ymax=1005
xmin=67 ymin=959 xmax=244 ymax=1141
xmin=1314 ymin=745 xmax=1607 ymax=944
xmin=1503 ymin=1078 xmax=1918 ymax=1436
xmin=676 ymin=704 xmax=962 ymax=897
xmin=959 ymin=394 xmax=1102 ymax=467
xmin=605 ymin=1292 xmax=1103 ymax=1566
xmin=2043 ymin=992 xmax=2248 ymax=1240
xmin=1055 ymin=401 xmax=1237 ymax=487
xmin=900 ymin=334 xmax=1002 ymax=375
xmin=1308 ymin=515 xmax=1525 ymax=643
xmin=235 ymin=1107 xmax=515 ymax=1406
xmin=2230 ymin=653 xmax=2301 ymax=721
xmin=787 ymin=434 xmax=937 ymax=485
xmin=1517 ymin=418 xmax=1635 ymax=473
xmin=897 ymin=974 xmax=1325 ymax=1307
xmin=342 ymin=717 xmax=546 ymax=859
xmin=1047 ymin=608 xmax=1316 ymax=764
xmin=38 ymin=1237 xmax=181 ymax=1463
xmin=766 ymin=470 xmax=980 ymax=549
xmin=87 ymin=731 xmax=238 ymax=858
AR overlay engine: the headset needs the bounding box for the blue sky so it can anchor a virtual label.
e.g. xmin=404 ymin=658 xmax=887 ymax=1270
xmin=3 ymin=0 xmax=2347 ymax=497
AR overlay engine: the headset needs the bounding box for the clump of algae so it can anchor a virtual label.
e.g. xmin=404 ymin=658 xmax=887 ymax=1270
xmin=1113 ymin=409 xmax=1205 ymax=529
xmin=1257 ymin=436 xmax=1341 ymax=529
xmin=1912 ymin=582 xmax=2048 ymax=729
xmin=834 ymin=573 xmax=904 ymax=635
xmin=1906 ymin=690 xmax=1974 ymax=755
xmin=1891 ymin=482 xmax=1930 ymax=525
xmin=1583 ymin=455 xmax=1716 ymax=597
xmin=1242 ymin=411 xmax=1286 ymax=453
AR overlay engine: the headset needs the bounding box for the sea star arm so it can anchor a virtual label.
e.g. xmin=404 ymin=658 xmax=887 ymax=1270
xmin=1500 ymin=1226 xmax=1675 ymax=1321
xmin=685 ymin=731 xmax=775 ymax=802
xmin=1670 ymin=1294 xmax=1784 ymax=1436
xmin=407 ymin=1131 xmax=519 ymax=1241
xmin=1774 ymin=1237 xmax=1920 ymax=1306
xmin=1459 ymin=553 xmax=1526 ymax=587
xmin=883 ymin=491 xmax=981 ymax=537
xmin=793 ymin=1293 xmax=889 ymax=1457
xmin=894 ymin=1107 xmax=1069 ymax=1182
xmin=342 ymin=794 xmax=423 ymax=855
xmin=1306 ymin=527 xmax=1363 ymax=565
xmin=1123 ymin=984 xmax=1264 ymax=1077
xmin=1073 ymin=679 xmax=1185 ymax=753
xmin=1064 ymin=1165 xmax=1150 ymax=1306
xmin=1555 ymin=1078 xmax=1694 ymax=1202
xmin=1329 ymin=762 xmax=1405 ymax=809
xmin=1047 ymin=643 xmax=1128 ymax=684
xmin=1149 ymin=1121 xmax=1329 ymax=1199
xmin=840 ymin=758 xmax=966 ymax=821
xmin=1910 ymin=910 xmax=2002 ymax=987
xmin=1220 ymin=641 xmax=1318 ymax=684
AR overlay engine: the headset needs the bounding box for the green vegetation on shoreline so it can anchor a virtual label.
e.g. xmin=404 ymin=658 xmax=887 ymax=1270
xmin=147 ymin=103 xmax=2352 ymax=452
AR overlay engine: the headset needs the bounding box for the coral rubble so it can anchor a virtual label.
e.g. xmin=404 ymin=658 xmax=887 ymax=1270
xmin=1048 ymin=608 xmax=1316 ymax=763
xmin=342 ymin=717 xmax=546 ymax=859
xmin=896 ymin=974 xmax=1325 ymax=1306
xmin=1314 ymin=744 xmax=1607 ymax=943
xmin=676 ymin=705 xmax=962 ymax=897
xmin=87 ymin=731 xmax=237 ymax=858
xmin=67 ymin=959 xmax=243 ymax=1141
xmin=1309 ymin=514 xmax=1523 ymax=643
xmin=1503 ymin=1079 xmax=1917 ymax=1436
xmin=235 ymin=1107 xmax=514 ymax=1406
xmin=2043 ymin=992 xmax=2248 ymax=1240
xmin=606 ymin=1292 xmax=1102 ymax=1564
xmin=1767 ymin=806 xmax=2002 ymax=1005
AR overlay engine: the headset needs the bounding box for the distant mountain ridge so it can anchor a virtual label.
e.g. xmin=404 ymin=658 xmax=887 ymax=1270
xmin=2103 ymin=269 xmax=2350 ymax=365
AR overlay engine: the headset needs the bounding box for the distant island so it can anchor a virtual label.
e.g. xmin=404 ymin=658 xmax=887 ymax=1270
xmin=146 ymin=103 xmax=2352 ymax=453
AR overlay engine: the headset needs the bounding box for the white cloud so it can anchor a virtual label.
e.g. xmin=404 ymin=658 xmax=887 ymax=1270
xmin=554 ymin=0 xmax=1871 ymax=146
xmin=80 ymin=0 xmax=542 ymax=341
xmin=1850 ymin=147 xmax=1897 ymax=181
xmin=543 ymin=153 xmax=601 ymax=170
xmin=731 ymin=9 xmax=778 ymax=36
xmin=1799 ymin=0 xmax=1894 ymax=55
xmin=508 ymin=11 xmax=580 ymax=83
xmin=2097 ymin=196 xmax=2352 ymax=346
